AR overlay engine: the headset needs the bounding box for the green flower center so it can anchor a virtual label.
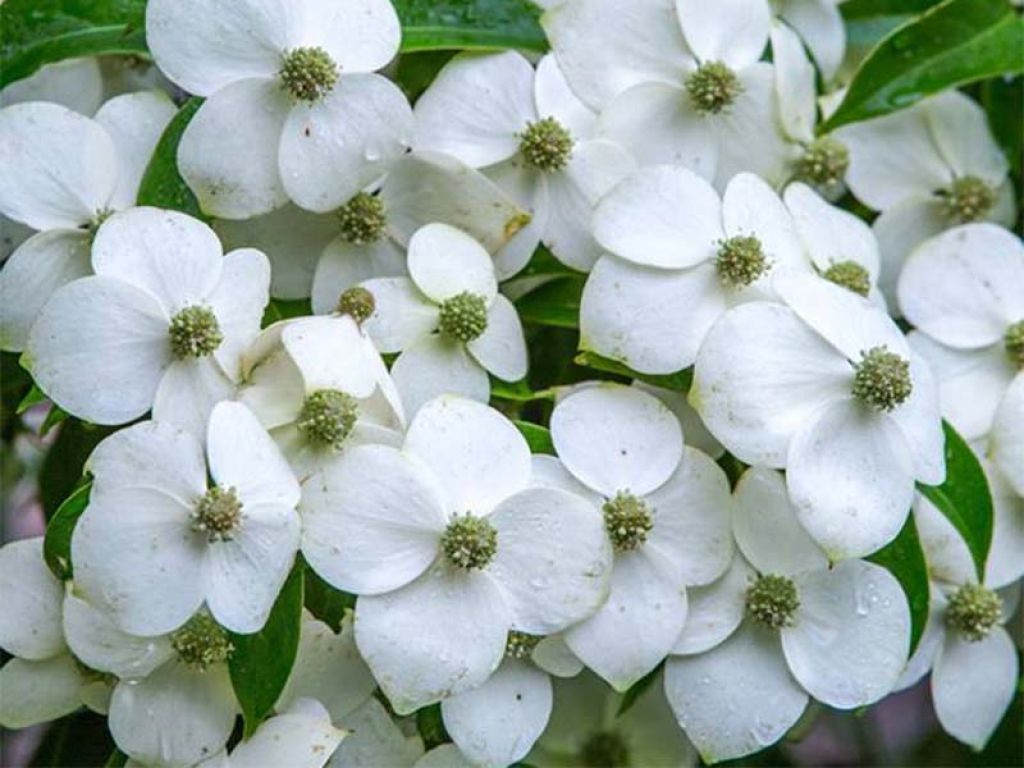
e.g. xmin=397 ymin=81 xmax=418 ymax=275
xmin=1004 ymin=319 xmax=1024 ymax=368
xmin=192 ymin=486 xmax=243 ymax=541
xmin=796 ymin=136 xmax=850 ymax=188
xmin=438 ymin=291 xmax=488 ymax=342
xmin=852 ymin=346 xmax=912 ymax=411
xmin=297 ymin=389 xmax=359 ymax=450
xmin=746 ymin=573 xmax=800 ymax=629
xmin=168 ymin=305 xmax=223 ymax=359
xmin=280 ymin=46 xmax=338 ymax=102
xmin=823 ymin=260 xmax=871 ymax=297
xmin=519 ymin=117 xmax=574 ymax=172
xmin=337 ymin=285 xmax=376 ymax=323
xmin=716 ymin=235 xmax=769 ymax=288
xmin=685 ymin=61 xmax=742 ymax=115
xmin=580 ymin=731 xmax=630 ymax=768
xmin=505 ymin=631 xmax=541 ymax=660
xmin=171 ymin=614 xmax=234 ymax=670
xmin=946 ymin=583 xmax=1001 ymax=642
xmin=602 ymin=491 xmax=653 ymax=553
xmin=336 ymin=192 xmax=387 ymax=244
xmin=943 ymin=175 xmax=995 ymax=223
xmin=442 ymin=513 xmax=498 ymax=570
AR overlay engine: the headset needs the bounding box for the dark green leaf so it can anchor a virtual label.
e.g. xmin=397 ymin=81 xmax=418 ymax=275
xmin=515 ymin=277 xmax=584 ymax=329
xmin=415 ymin=703 xmax=450 ymax=750
xmin=103 ymin=749 xmax=128 ymax=768
xmin=824 ymin=0 xmax=1024 ymax=130
xmin=514 ymin=420 xmax=554 ymax=455
xmin=17 ymin=384 xmax=48 ymax=414
xmin=396 ymin=0 xmax=546 ymax=53
xmin=228 ymin=560 xmax=305 ymax=737
xmin=40 ymin=403 xmax=70 ymax=437
xmin=916 ymin=421 xmax=993 ymax=581
xmin=518 ymin=246 xmax=582 ymax=279
xmin=490 ymin=378 xmax=556 ymax=402
xmin=261 ymin=298 xmax=313 ymax=328
xmin=136 ymin=98 xmax=208 ymax=220
xmin=0 ymin=0 xmax=147 ymax=88
xmin=303 ymin=563 xmax=355 ymax=633
xmin=979 ymin=76 xmax=1024 ymax=177
xmin=43 ymin=480 xmax=92 ymax=581
xmin=39 ymin=419 xmax=115 ymax=518
xmin=840 ymin=0 xmax=942 ymax=19
xmin=867 ymin=512 xmax=930 ymax=654
xmin=616 ymin=662 xmax=661 ymax=716
xmin=574 ymin=351 xmax=693 ymax=393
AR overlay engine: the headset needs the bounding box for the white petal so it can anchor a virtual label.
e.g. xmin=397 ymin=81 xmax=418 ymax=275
xmin=787 ymin=400 xmax=915 ymax=560
xmin=723 ymin=173 xmax=804 ymax=271
xmin=894 ymin=586 xmax=946 ymax=691
xmin=0 ymin=102 xmax=117 ymax=229
xmin=413 ymin=51 xmax=534 ymax=166
xmin=664 ymin=623 xmax=807 ymax=764
xmin=633 ymin=381 xmax=725 ymax=459
xmin=282 ymin=315 xmax=377 ymax=397
xmin=26 ymin=276 xmax=170 ymax=425
xmin=770 ymin=21 xmax=816 ymax=144
xmin=784 ymin=182 xmax=879 ymax=279
xmin=645 ymin=447 xmax=734 ymax=586
xmin=990 ymin=374 xmax=1024 ymax=497
xmin=0 ymin=537 xmax=64 ymax=659
xmin=565 ymin=552 xmax=687 ymax=691
xmin=207 ymin=248 xmax=271 ymax=380
xmin=871 ymin=195 xmax=948 ymax=308
xmin=405 ymin=395 xmax=531 ymax=515
xmin=407 ymin=223 xmax=497 ymax=303
xmin=887 ymin=352 xmax=946 ymax=486
xmin=552 ymin=384 xmax=683 ymax=498
xmin=778 ymin=0 xmax=845 ymax=81
xmin=0 ymin=655 xmax=83 ymax=729
xmin=676 ymin=0 xmax=770 ymax=69
xmin=280 ymin=74 xmax=412 ymax=213
xmin=467 ymin=295 xmax=528 ymax=382
xmin=534 ymin=54 xmax=597 ymax=138
xmin=63 ymin=593 xmax=175 ymax=679
xmin=232 ymin=699 xmax=343 ymax=768
xmin=359 ymin=277 xmax=438 ymax=354
xmin=690 ymin=300 xmax=851 ymax=467
xmin=109 ymin=661 xmax=237 ymax=767
xmin=299 ymin=0 xmax=400 ymax=74
xmin=300 ymin=444 xmax=446 ymax=594
xmin=329 ymin=697 xmax=424 ymax=768
xmin=983 ymin=465 xmax=1024 ymax=589
xmin=0 ymin=57 xmax=102 ymax=115
xmin=732 ymin=467 xmax=827 ymax=576
xmin=152 ymin=356 xmax=237 ymax=438
xmin=391 ymin=336 xmax=491 ymax=420
xmin=782 ymin=560 xmax=910 ymax=708
xmin=924 ymin=91 xmax=1008 ymax=185
xmin=914 ymin=494 xmax=976 ymax=589
xmin=311 ymin=237 xmax=406 ymax=314
xmin=932 ymin=626 xmax=1018 ymax=750
xmin=671 ymin=555 xmax=753 ymax=655
xmin=593 ymin=165 xmax=721 ymax=270
xmin=489 ymin=488 xmax=613 ymax=634
xmin=531 ymin=635 xmax=585 ymax=678
xmin=442 ymin=660 xmax=552 ymax=767
xmin=355 ymin=565 xmax=510 ymax=714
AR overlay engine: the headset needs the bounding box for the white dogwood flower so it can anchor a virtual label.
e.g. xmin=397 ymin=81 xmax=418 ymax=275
xmin=989 ymin=373 xmax=1024 ymax=497
xmin=146 ymin=0 xmax=412 ymax=218
xmin=692 ymin=270 xmax=945 ymax=558
xmin=772 ymin=0 xmax=845 ymax=83
xmin=26 ymin=208 xmax=269 ymax=435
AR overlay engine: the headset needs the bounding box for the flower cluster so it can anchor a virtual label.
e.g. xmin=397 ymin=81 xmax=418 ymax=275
xmin=0 ymin=0 xmax=1021 ymax=766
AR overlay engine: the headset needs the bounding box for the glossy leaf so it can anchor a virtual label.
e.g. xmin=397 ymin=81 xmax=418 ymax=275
xmin=303 ymin=563 xmax=355 ymax=634
xmin=43 ymin=480 xmax=92 ymax=581
xmin=840 ymin=0 xmax=942 ymax=19
xmin=574 ymin=351 xmax=693 ymax=393
xmin=515 ymin=277 xmax=584 ymax=329
xmin=136 ymin=97 xmax=207 ymax=220
xmin=867 ymin=512 xmax=930 ymax=654
xmin=396 ymin=0 xmax=546 ymax=53
xmin=16 ymin=384 xmax=48 ymax=414
xmin=261 ymin=298 xmax=313 ymax=329
xmin=514 ymin=420 xmax=555 ymax=455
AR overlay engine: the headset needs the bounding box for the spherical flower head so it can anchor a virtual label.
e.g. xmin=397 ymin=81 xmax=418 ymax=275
xmin=519 ymin=116 xmax=574 ymax=172
xmin=280 ymin=46 xmax=339 ymax=103
xmin=943 ymin=175 xmax=995 ymax=223
xmin=580 ymin=731 xmax=630 ymax=768
xmin=297 ymin=389 xmax=359 ymax=451
xmin=1004 ymin=319 xmax=1024 ymax=368
xmin=87 ymin=207 xmax=114 ymax=238
xmin=337 ymin=285 xmax=376 ymax=324
xmin=602 ymin=491 xmax=653 ymax=553
xmin=852 ymin=346 xmax=912 ymax=411
xmin=336 ymin=192 xmax=387 ymax=244
xmin=685 ymin=61 xmax=743 ymax=115
xmin=716 ymin=235 xmax=768 ymax=288
xmin=171 ymin=613 xmax=234 ymax=670
xmin=441 ymin=513 xmax=498 ymax=570
xmin=169 ymin=305 xmax=223 ymax=359
xmin=438 ymin=291 xmax=489 ymax=342
xmin=796 ymin=136 xmax=850 ymax=188
xmin=946 ymin=583 xmax=1002 ymax=642
xmin=192 ymin=485 xmax=243 ymax=541
xmin=746 ymin=573 xmax=800 ymax=630
xmin=823 ymin=260 xmax=871 ymax=297
xmin=505 ymin=631 xmax=541 ymax=660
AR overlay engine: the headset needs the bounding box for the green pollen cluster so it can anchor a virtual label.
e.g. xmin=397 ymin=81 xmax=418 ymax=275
xmin=168 ymin=305 xmax=223 ymax=359
xmin=505 ymin=631 xmax=541 ymax=660
xmin=823 ymin=260 xmax=871 ymax=297
xmin=337 ymin=285 xmax=376 ymax=323
xmin=519 ymin=117 xmax=574 ymax=172
xmin=297 ymin=389 xmax=359 ymax=450
xmin=716 ymin=235 xmax=769 ymax=288
xmin=796 ymin=136 xmax=850 ymax=188
xmin=280 ymin=46 xmax=338 ymax=102
xmin=685 ymin=61 xmax=743 ymax=115
xmin=171 ymin=614 xmax=234 ymax=670
xmin=746 ymin=573 xmax=800 ymax=629
xmin=336 ymin=192 xmax=387 ymax=244
xmin=1004 ymin=319 xmax=1024 ymax=368
xmin=852 ymin=346 xmax=912 ymax=411
xmin=193 ymin=485 xmax=243 ymax=541
xmin=438 ymin=291 xmax=489 ymax=342
xmin=580 ymin=731 xmax=630 ymax=768
xmin=602 ymin=491 xmax=653 ymax=553
xmin=943 ymin=175 xmax=995 ymax=223
xmin=946 ymin=583 xmax=1001 ymax=642
xmin=442 ymin=513 xmax=498 ymax=570
xmin=88 ymin=207 xmax=114 ymax=236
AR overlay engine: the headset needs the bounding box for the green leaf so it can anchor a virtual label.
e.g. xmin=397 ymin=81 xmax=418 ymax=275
xmin=617 ymin=662 xmax=661 ymax=716
xmin=136 ymin=97 xmax=208 ymax=220
xmin=515 ymin=277 xmax=584 ymax=329
xmin=514 ymin=420 xmax=554 ymax=455
xmin=518 ymin=246 xmax=582 ymax=279
xmin=574 ymin=351 xmax=693 ymax=393
xmin=17 ymin=385 xmax=48 ymax=414
xmin=823 ymin=0 xmax=1024 ymax=130
xmin=396 ymin=0 xmax=546 ymax=53
xmin=261 ymin=298 xmax=313 ymax=328
xmin=916 ymin=421 xmax=993 ymax=581
xmin=979 ymin=76 xmax=1023 ymax=177
xmin=0 ymin=0 xmax=147 ymax=88
xmin=43 ymin=480 xmax=92 ymax=581
xmin=490 ymin=378 xmax=556 ymax=403
xmin=40 ymin=403 xmax=70 ymax=437
xmin=840 ymin=0 xmax=942 ymax=19
xmin=303 ymin=563 xmax=355 ymax=633
xmin=39 ymin=419 xmax=115 ymax=518
xmin=415 ymin=703 xmax=450 ymax=750
xmin=228 ymin=560 xmax=305 ymax=737
xmin=867 ymin=512 xmax=930 ymax=654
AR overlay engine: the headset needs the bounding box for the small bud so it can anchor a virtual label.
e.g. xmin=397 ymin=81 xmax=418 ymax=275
xmin=823 ymin=260 xmax=871 ymax=297
xmin=519 ymin=117 xmax=574 ymax=172
xmin=442 ymin=513 xmax=498 ymax=570
xmin=169 ymin=305 xmax=223 ymax=359
xmin=943 ymin=176 xmax=995 ymax=223
xmin=716 ymin=235 xmax=769 ymax=288
xmin=337 ymin=286 xmax=376 ymax=323
xmin=946 ymin=583 xmax=1001 ymax=642
xmin=193 ymin=486 xmax=243 ymax=541
xmin=336 ymin=192 xmax=387 ymax=244
xmin=280 ymin=46 xmax=338 ymax=103
xmin=602 ymin=491 xmax=653 ymax=553
xmin=297 ymin=389 xmax=359 ymax=451
xmin=685 ymin=61 xmax=742 ymax=115
xmin=1004 ymin=319 xmax=1024 ymax=369
xmin=171 ymin=614 xmax=234 ymax=670
xmin=852 ymin=346 xmax=912 ymax=411
xmin=438 ymin=291 xmax=489 ymax=342
xmin=746 ymin=573 xmax=800 ymax=629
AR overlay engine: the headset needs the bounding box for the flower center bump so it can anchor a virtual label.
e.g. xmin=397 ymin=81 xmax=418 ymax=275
xmin=796 ymin=136 xmax=850 ymax=189
xmin=716 ymin=235 xmax=768 ymax=288
xmin=336 ymin=192 xmax=387 ymax=244
xmin=942 ymin=175 xmax=995 ymax=223
xmin=438 ymin=292 xmax=489 ymax=342
xmin=297 ymin=389 xmax=359 ymax=450
xmin=746 ymin=573 xmax=800 ymax=629
xmin=686 ymin=61 xmax=742 ymax=115
xmin=280 ymin=46 xmax=339 ymax=102
xmin=602 ymin=491 xmax=653 ymax=553
xmin=519 ymin=117 xmax=574 ymax=172
xmin=946 ymin=583 xmax=1001 ymax=642
xmin=505 ymin=631 xmax=541 ymax=660
xmin=171 ymin=613 xmax=234 ymax=670
xmin=169 ymin=305 xmax=223 ymax=359
xmin=442 ymin=513 xmax=498 ymax=570
xmin=337 ymin=286 xmax=376 ymax=323
xmin=852 ymin=346 xmax=912 ymax=411
xmin=192 ymin=486 xmax=243 ymax=542
xmin=1004 ymin=319 xmax=1024 ymax=368
xmin=823 ymin=261 xmax=871 ymax=297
